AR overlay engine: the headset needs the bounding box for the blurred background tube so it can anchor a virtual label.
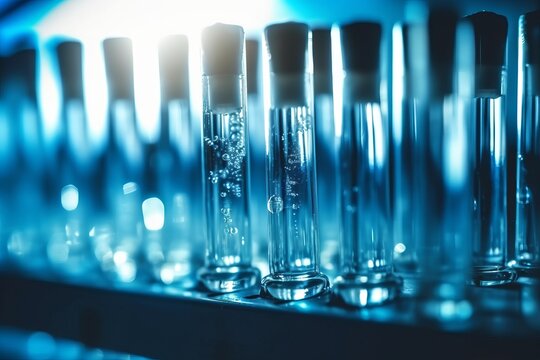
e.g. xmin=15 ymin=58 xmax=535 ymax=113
xmin=46 ymin=39 xmax=98 ymax=277
xmin=466 ymin=11 xmax=516 ymax=286
xmin=246 ymin=38 xmax=269 ymax=276
xmin=514 ymin=10 xmax=540 ymax=282
xmin=334 ymin=21 xmax=401 ymax=307
xmin=92 ymin=37 xmax=144 ymax=283
xmin=392 ymin=22 xmax=420 ymax=295
xmin=312 ymin=27 xmax=339 ymax=277
xmin=141 ymin=34 xmax=201 ymax=286
xmin=410 ymin=8 xmax=474 ymax=322
xmin=3 ymin=45 xmax=49 ymax=272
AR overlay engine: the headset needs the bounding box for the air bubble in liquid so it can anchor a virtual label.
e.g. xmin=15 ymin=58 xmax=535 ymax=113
xmin=267 ymin=195 xmax=284 ymax=214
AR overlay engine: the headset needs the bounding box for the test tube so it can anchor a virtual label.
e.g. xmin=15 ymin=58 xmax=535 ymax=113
xmin=198 ymin=23 xmax=260 ymax=293
xmin=142 ymin=34 xmax=199 ymax=285
xmin=515 ymin=10 xmax=540 ymax=280
xmin=392 ymin=23 xmax=420 ymax=294
xmin=410 ymin=9 xmax=474 ymax=321
xmin=93 ymin=38 xmax=144 ymax=283
xmin=312 ymin=28 xmax=339 ymax=276
xmin=465 ymin=12 xmax=516 ymax=286
xmin=246 ymin=38 xmax=268 ymax=274
xmin=334 ymin=22 xmax=401 ymax=307
xmin=5 ymin=47 xmax=48 ymax=271
xmin=47 ymin=40 xmax=96 ymax=276
xmin=261 ymin=22 xmax=330 ymax=301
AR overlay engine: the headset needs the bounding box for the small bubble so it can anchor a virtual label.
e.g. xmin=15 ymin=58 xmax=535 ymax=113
xmin=292 ymin=203 xmax=299 ymax=210
xmin=222 ymin=153 xmax=230 ymax=161
xmin=229 ymin=227 xmax=238 ymax=235
xmin=221 ymin=208 xmax=231 ymax=216
xmin=211 ymin=177 xmax=218 ymax=184
xmin=267 ymin=195 xmax=284 ymax=214
xmin=220 ymin=192 xmax=227 ymax=197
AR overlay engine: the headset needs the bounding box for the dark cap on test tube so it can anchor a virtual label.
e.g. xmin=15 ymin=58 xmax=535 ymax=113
xmin=159 ymin=34 xmax=190 ymax=101
xmin=246 ymin=39 xmax=259 ymax=94
xmin=521 ymin=10 xmax=540 ymax=65
xmin=103 ymin=37 xmax=134 ymax=100
xmin=56 ymin=40 xmax=84 ymax=100
xmin=312 ymin=27 xmax=333 ymax=94
xmin=265 ymin=22 xmax=309 ymax=74
xmin=466 ymin=11 xmax=507 ymax=67
xmin=202 ymin=23 xmax=244 ymax=76
xmin=428 ymin=9 xmax=459 ymax=96
xmin=340 ymin=21 xmax=381 ymax=73
xmin=465 ymin=11 xmax=507 ymax=96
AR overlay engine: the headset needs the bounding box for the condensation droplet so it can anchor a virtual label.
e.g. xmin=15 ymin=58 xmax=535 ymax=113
xmin=267 ymin=195 xmax=284 ymax=214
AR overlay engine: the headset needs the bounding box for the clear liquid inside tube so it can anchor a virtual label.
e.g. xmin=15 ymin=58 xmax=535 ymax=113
xmin=266 ymin=106 xmax=318 ymax=274
xmin=516 ymin=95 xmax=540 ymax=270
xmin=262 ymin=105 xmax=329 ymax=300
xmin=472 ymin=95 xmax=515 ymax=286
xmin=203 ymin=110 xmax=251 ymax=268
xmin=198 ymin=75 xmax=260 ymax=292
xmin=339 ymin=102 xmax=390 ymax=274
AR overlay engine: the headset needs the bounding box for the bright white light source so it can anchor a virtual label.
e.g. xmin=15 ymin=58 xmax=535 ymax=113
xmin=123 ymin=182 xmax=138 ymax=195
xmin=394 ymin=243 xmax=406 ymax=254
xmin=61 ymin=184 xmax=79 ymax=211
xmin=142 ymin=197 xmax=165 ymax=231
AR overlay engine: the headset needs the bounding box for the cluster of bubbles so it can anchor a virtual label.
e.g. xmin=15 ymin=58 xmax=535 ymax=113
xmin=220 ymin=207 xmax=239 ymax=236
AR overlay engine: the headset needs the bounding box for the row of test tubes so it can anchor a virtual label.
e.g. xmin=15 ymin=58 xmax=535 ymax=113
xmin=1 ymin=7 xmax=540 ymax=320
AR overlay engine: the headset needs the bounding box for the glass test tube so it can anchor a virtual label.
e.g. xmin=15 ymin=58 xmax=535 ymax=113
xmin=47 ymin=40 xmax=96 ymax=276
xmin=246 ymin=39 xmax=268 ymax=275
xmin=5 ymin=48 xmax=48 ymax=272
xmin=411 ymin=9 xmax=474 ymax=321
xmin=312 ymin=28 xmax=339 ymax=276
xmin=334 ymin=22 xmax=401 ymax=307
xmin=261 ymin=22 xmax=330 ymax=301
xmin=142 ymin=34 xmax=199 ymax=286
xmin=392 ymin=23 xmax=420 ymax=294
xmin=466 ymin=12 xmax=516 ymax=286
xmin=515 ymin=10 xmax=540 ymax=280
xmin=198 ymin=23 xmax=260 ymax=293
xmin=0 ymin=54 xmax=22 ymax=266
xmin=93 ymin=38 xmax=144 ymax=283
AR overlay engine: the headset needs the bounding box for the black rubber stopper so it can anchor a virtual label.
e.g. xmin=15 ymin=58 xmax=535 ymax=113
xmin=340 ymin=21 xmax=381 ymax=73
xmin=56 ymin=40 xmax=84 ymax=100
xmin=312 ymin=27 xmax=332 ymax=94
xmin=12 ymin=48 xmax=37 ymax=100
xmin=466 ymin=11 xmax=508 ymax=67
xmin=428 ymin=8 xmax=459 ymax=96
xmin=521 ymin=10 xmax=540 ymax=65
xmin=102 ymin=37 xmax=134 ymax=100
xmin=159 ymin=34 xmax=189 ymax=101
xmin=202 ymin=23 xmax=244 ymax=76
xmin=265 ymin=22 xmax=309 ymax=74
xmin=246 ymin=39 xmax=259 ymax=95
